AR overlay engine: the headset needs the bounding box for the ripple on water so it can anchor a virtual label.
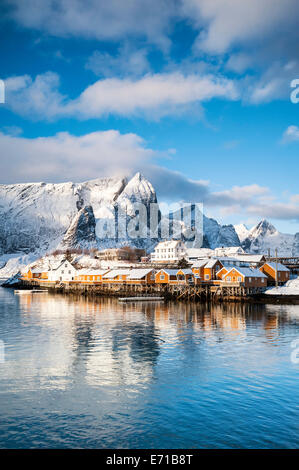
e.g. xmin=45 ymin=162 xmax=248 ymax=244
xmin=0 ymin=289 xmax=298 ymax=448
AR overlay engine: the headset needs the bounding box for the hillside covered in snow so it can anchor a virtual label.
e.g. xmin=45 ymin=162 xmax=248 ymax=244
xmin=1 ymin=173 xmax=298 ymax=278
xmin=234 ymin=220 xmax=299 ymax=257
xmin=0 ymin=172 xmax=243 ymax=277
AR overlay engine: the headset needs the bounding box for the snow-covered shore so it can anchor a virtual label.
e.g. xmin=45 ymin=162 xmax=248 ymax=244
xmin=265 ymin=277 xmax=299 ymax=296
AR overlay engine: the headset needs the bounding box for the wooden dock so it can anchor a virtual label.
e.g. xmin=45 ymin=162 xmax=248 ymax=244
xmin=16 ymin=279 xmax=267 ymax=302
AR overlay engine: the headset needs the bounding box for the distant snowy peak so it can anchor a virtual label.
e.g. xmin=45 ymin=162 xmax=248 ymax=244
xmin=116 ymin=172 xmax=157 ymax=216
xmin=249 ymin=219 xmax=277 ymax=238
xmin=234 ymin=223 xmax=250 ymax=242
xmin=241 ymin=219 xmax=299 ymax=256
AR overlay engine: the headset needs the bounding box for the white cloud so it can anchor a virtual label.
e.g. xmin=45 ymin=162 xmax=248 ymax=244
xmin=207 ymin=184 xmax=270 ymax=207
xmin=246 ymin=202 xmax=299 ymax=221
xmin=86 ymin=45 xmax=150 ymax=78
xmin=6 ymin=0 xmax=176 ymax=50
xmin=182 ymin=0 xmax=299 ymax=55
xmin=5 ymin=72 xmax=68 ymax=120
xmin=245 ymin=61 xmax=299 ymax=104
xmin=1 ymin=129 xmax=298 ymax=222
xmin=0 ymin=130 xmax=154 ymax=183
xmin=4 ymin=71 xmax=239 ymax=120
xmin=283 ymin=125 xmax=299 ymax=142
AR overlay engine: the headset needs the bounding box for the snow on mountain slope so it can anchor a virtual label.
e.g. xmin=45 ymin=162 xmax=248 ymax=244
xmin=234 ymin=223 xmax=250 ymax=242
xmin=0 ymin=181 xmax=78 ymax=255
xmin=58 ymin=205 xmax=97 ymax=250
xmin=241 ymin=219 xmax=299 ymax=256
xmin=0 ymin=173 xmax=154 ymax=257
xmin=203 ymin=216 xmax=240 ymax=249
xmin=1 ymin=173 xmax=298 ymax=278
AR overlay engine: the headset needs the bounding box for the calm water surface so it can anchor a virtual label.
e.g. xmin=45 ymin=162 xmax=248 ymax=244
xmin=0 ymin=287 xmax=298 ymax=448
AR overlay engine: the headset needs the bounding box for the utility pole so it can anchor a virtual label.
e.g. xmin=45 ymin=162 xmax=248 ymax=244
xmin=275 ymin=248 xmax=278 ymax=288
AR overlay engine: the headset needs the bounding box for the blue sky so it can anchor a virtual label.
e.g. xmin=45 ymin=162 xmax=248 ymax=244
xmin=0 ymin=0 xmax=299 ymax=233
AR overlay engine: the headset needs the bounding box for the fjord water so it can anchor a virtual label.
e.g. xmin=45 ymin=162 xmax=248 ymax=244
xmin=0 ymin=287 xmax=298 ymax=449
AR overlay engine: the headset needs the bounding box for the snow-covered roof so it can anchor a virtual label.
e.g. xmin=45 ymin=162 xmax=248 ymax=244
xmin=225 ymin=267 xmax=267 ymax=278
xmin=51 ymin=259 xmax=76 ymax=271
xmin=102 ymin=269 xmax=132 ymax=279
xmin=233 ymin=254 xmax=266 ymax=263
xmin=192 ymin=259 xmax=210 ymax=268
xmin=154 ymin=240 xmax=185 ymax=250
xmin=205 ymin=259 xmax=222 ymax=269
xmin=77 ymin=269 xmax=110 ymax=276
xmin=186 ymin=248 xmax=213 ymax=258
xmin=214 ymin=246 xmax=245 ymax=255
xmin=157 ymin=269 xmax=180 ymax=276
xmin=127 ymin=269 xmax=154 ymax=279
xmin=263 ymin=262 xmax=290 ymax=272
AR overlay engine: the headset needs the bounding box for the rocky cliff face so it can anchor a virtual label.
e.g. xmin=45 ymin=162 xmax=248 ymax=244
xmin=58 ymin=205 xmax=97 ymax=250
xmin=203 ymin=217 xmax=240 ymax=249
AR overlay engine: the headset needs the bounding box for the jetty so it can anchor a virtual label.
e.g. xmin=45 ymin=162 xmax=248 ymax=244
xmin=15 ymin=278 xmax=267 ymax=302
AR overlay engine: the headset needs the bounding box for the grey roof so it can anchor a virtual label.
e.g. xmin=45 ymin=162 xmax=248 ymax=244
xmin=233 ymin=254 xmax=266 ymax=263
xmin=77 ymin=269 xmax=110 ymax=276
xmin=157 ymin=269 xmax=180 ymax=276
xmin=177 ymin=269 xmax=193 ymax=275
xmin=263 ymin=262 xmax=290 ymax=272
xmin=102 ymin=269 xmax=132 ymax=279
xmin=225 ymin=267 xmax=267 ymax=278
xmin=127 ymin=269 xmax=154 ymax=279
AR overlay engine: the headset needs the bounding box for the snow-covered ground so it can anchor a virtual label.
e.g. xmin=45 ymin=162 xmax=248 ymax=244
xmin=265 ymin=277 xmax=299 ymax=296
xmin=0 ymin=253 xmax=39 ymax=279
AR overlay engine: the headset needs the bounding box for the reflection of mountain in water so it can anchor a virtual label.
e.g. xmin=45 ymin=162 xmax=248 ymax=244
xmin=12 ymin=293 xmax=299 ymax=391
xmin=111 ymin=322 xmax=160 ymax=365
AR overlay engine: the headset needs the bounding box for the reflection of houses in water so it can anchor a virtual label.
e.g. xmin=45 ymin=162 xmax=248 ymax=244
xmin=15 ymin=293 xmax=294 ymax=391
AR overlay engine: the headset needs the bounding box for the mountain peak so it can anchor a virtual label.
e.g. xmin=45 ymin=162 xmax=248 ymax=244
xmin=252 ymin=219 xmax=277 ymax=236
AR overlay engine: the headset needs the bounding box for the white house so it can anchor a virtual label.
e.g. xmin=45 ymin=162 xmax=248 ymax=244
xmin=151 ymin=240 xmax=187 ymax=263
xmin=214 ymin=246 xmax=245 ymax=257
xmin=48 ymin=259 xmax=77 ymax=282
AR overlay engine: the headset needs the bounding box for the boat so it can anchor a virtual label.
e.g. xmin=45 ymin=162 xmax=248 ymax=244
xmin=119 ymin=296 xmax=164 ymax=302
xmin=14 ymin=290 xmax=34 ymax=294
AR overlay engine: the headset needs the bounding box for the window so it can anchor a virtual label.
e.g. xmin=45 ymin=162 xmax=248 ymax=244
xmin=160 ymin=274 xmax=165 ymax=280
xmin=262 ymin=278 xmax=265 ymax=283
xmin=227 ymin=276 xmax=231 ymax=281
xmin=238 ymin=277 xmax=242 ymax=282
xmin=249 ymin=277 xmax=252 ymax=282
xmin=68 ymin=270 xmax=71 ymax=274
xmin=65 ymin=264 xmax=67 ymax=268
xmin=62 ymin=270 xmax=64 ymax=274
xmin=205 ymin=274 xmax=209 ymax=280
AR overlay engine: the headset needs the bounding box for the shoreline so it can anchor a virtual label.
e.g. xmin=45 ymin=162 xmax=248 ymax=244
xmin=4 ymin=282 xmax=299 ymax=304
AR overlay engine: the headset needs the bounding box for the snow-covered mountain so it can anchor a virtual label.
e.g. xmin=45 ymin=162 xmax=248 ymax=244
xmin=235 ymin=219 xmax=299 ymax=256
xmin=0 ymin=172 xmax=242 ymax=276
xmin=234 ymin=223 xmax=250 ymax=243
xmin=2 ymin=172 xmax=298 ymax=278
xmin=0 ymin=173 xmax=157 ymax=275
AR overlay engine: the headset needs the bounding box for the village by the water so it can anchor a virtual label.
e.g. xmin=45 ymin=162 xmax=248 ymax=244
xmin=7 ymin=240 xmax=299 ymax=302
